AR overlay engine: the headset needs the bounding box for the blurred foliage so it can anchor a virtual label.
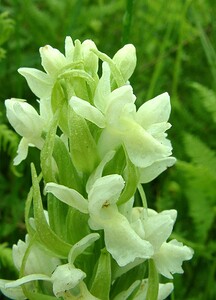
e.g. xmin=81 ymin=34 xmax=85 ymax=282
xmin=0 ymin=0 xmax=216 ymax=299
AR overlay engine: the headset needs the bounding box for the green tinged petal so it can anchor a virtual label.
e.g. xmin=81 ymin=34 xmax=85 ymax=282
xmin=18 ymin=68 xmax=53 ymax=98
xmin=94 ymin=62 xmax=111 ymax=112
xmin=45 ymin=183 xmax=88 ymax=214
xmin=71 ymin=96 xmax=106 ymax=128
xmin=136 ymin=92 xmax=171 ymax=128
xmin=123 ymin=120 xmax=172 ymax=168
xmin=139 ymin=157 xmax=176 ymax=183
xmin=68 ymin=233 xmax=100 ymax=264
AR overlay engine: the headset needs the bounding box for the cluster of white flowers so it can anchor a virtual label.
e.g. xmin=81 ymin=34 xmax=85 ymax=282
xmin=0 ymin=37 xmax=193 ymax=300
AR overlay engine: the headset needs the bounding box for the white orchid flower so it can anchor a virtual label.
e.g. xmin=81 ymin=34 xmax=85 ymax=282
xmin=5 ymin=98 xmax=47 ymax=164
xmin=70 ymin=62 xmax=175 ymax=178
xmin=88 ymin=175 xmax=154 ymax=266
xmin=45 ymin=174 xmax=154 ymax=267
xmin=131 ymin=208 xmax=194 ymax=279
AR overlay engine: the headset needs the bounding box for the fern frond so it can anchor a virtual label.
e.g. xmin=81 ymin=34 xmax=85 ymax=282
xmin=0 ymin=11 xmax=14 ymax=60
xmin=177 ymin=161 xmax=216 ymax=242
xmin=184 ymin=133 xmax=216 ymax=176
xmin=0 ymin=124 xmax=19 ymax=159
xmin=191 ymin=82 xmax=216 ymax=124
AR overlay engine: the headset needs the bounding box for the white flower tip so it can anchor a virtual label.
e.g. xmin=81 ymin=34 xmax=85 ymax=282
xmin=65 ymin=36 xmax=73 ymax=44
xmin=168 ymin=209 xmax=177 ymax=222
xmin=82 ymin=39 xmax=97 ymax=50
xmin=39 ymin=44 xmax=51 ymax=54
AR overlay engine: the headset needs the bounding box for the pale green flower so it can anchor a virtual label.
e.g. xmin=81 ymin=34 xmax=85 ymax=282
xmin=71 ymin=62 xmax=175 ymax=179
xmin=45 ymin=174 xmax=154 ymax=267
xmin=5 ymin=98 xmax=47 ymax=164
xmin=153 ymin=239 xmax=194 ymax=279
xmin=131 ymin=208 xmax=194 ymax=279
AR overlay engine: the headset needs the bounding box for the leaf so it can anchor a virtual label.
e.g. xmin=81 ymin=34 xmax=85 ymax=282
xmin=31 ymin=163 xmax=72 ymax=258
xmin=90 ymin=249 xmax=111 ymax=300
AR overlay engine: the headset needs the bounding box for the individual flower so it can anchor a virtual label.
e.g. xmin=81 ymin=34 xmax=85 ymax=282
xmin=71 ymin=62 xmax=175 ymax=181
xmin=5 ymin=98 xmax=48 ymax=164
xmin=131 ymin=207 xmax=194 ymax=279
xmin=45 ymin=174 xmax=154 ymax=267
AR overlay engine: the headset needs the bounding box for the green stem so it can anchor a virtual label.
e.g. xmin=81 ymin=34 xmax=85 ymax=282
xmin=146 ymin=259 xmax=159 ymax=300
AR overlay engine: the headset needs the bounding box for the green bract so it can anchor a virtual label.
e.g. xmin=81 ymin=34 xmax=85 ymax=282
xmin=1 ymin=36 xmax=193 ymax=300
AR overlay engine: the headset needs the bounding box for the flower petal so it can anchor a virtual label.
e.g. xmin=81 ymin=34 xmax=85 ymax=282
xmin=139 ymin=157 xmax=176 ymax=183
xmin=70 ymin=96 xmax=106 ymax=128
xmin=94 ymin=62 xmax=111 ymax=112
xmin=143 ymin=210 xmax=177 ymax=251
xmin=0 ymin=279 xmax=26 ymax=300
xmin=136 ymin=93 xmax=171 ymax=128
xmin=18 ymin=68 xmax=53 ymax=98
xmin=154 ymin=239 xmax=194 ymax=279
xmin=45 ymin=183 xmax=88 ymax=213
xmin=52 ymin=264 xmax=86 ymax=298
xmin=65 ymin=36 xmax=74 ymax=62
xmin=106 ymin=85 xmax=136 ymax=124
xmin=98 ymin=208 xmax=153 ymax=266
xmin=88 ymin=175 xmax=125 ymax=214
xmin=123 ymin=120 xmax=172 ymax=168
xmin=68 ymin=233 xmax=100 ymax=264
xmin=13 ymin=137 xmax=29 ymax=165
xmin=5 ymin=274 xmax=51 ymax=288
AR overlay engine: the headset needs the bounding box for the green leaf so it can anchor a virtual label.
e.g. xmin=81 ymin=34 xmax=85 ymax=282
xmin=68 ymin=108 xmax=99 ymax=174
xmin=90 ymin=248 xmax=111 ymax=300
xmin=40 ymin=111 xmax=59 ymax=183
xmin=31 ymin=163 xmax=72 ymax=258
xmin=53 ymin=136 xmax=83 ymax=192
xmin=65 ymin=207 xmax=91 ymax=245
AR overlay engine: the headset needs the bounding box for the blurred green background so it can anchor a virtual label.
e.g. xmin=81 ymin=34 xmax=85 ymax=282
xmin=0 ymin=0 xmax=216 ymax=299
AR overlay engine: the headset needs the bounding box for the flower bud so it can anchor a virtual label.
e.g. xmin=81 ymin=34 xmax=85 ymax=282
xmin=5 ymin=99 xmax=44 ymax=139
xmin=113 ymin=44 xmax=136 ymax=82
